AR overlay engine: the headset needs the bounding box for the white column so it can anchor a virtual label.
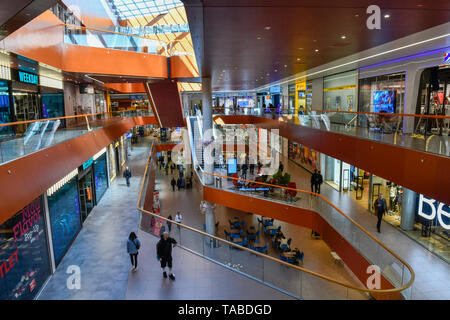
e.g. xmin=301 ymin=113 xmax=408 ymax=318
xmin=201 ymin=201 xmax=217 ymax=247
xmin=400 ymin=188 xmax=417 ymax=231
xmin=403 ymin=68 xmax=422 ymax=133
xmin=202 ymin=77 xmax=214 ymax=185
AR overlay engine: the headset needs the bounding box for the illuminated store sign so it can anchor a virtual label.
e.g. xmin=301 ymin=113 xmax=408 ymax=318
xmin=444 ymin=51 xmax=449 ymax=64
xmin=18 ymin=71 xmax=38 ymax=85
xmin=82 ymin=158 xmax=93 ymax=170
xmin=417 ymin=194 xmax=450 ymax=230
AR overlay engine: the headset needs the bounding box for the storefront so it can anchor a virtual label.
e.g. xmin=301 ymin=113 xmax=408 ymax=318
xmin=323 ymin=70 xmax=357 ymax=125
xmin=287 ymin=84 xmax=295 ymax=114
xmin=0 ymin=79 xmax=13 ymax=137
xmin=288 ymin=141 xmax=320 ymax=174
xmin=108 ymin=143 xmax=118 ymax=182
xmin=414 ymin=65 xmax=450 ymax=135
xmin=93 ymin=148 xmax=109 ymax=202
xmin=46 ymin=169 xmax=81 ymax=266
xmin=78 ymin=157 xmax=96 ymax=222
xmin=0 ymin=197 xmax=51 ymax=300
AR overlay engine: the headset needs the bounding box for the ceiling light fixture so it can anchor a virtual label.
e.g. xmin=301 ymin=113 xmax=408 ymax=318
xmin=384 ymin=14 xmax=390 ymax=18
xmin=257 ymin=36 xmax=261 ymax=40
xmin=297 ymin=58 xmax=301 ymax=61
xmin=264 ymin=26 xmax=271 ymax=30
xmin=284 ymin=65 xmax=287 ymax=68
xmin=315 ymin=49 xmax=319 ymax=52
xmin=341 ymin=35 xmax=346 ymax=39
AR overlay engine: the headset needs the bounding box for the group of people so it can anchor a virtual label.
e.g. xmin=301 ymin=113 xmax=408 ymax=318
xmin=310 ymin=169 xmax=323 ymax=194
xmin=127 ymin=211 xmax=183 ymax=279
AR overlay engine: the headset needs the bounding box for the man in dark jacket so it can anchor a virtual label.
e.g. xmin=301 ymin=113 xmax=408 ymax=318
xmin=310 ymin=169 xmax=318 ymax=194
xmin=315 ymin=170 xmax=323 ymax=194
xmin=157 ymin=232 xmax=177 ymax=280
xmin=374 ymin=193 xmax=388 ymax=233
xmin=176 ymin=177 xmax=181 ymax=191
xmin=170 ymin=177 xmax=176 ymax=191
xmin=123 ymin=167 xmax=131 ymax=187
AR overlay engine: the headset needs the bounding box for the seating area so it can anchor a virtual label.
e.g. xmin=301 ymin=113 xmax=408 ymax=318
xmin=223 ymin=215 xmax=304 ymax=265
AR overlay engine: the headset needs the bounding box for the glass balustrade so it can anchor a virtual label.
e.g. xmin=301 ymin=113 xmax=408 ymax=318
xmin=0 ymin=110 xmax=153 ymax=165
xmin=137 ymin=138 xmax=415 ymax=300
xmin=212 ymin=109 xmax=450 ymax=157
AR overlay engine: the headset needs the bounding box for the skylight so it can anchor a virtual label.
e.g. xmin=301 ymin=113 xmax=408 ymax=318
xmin=109 ymin=0 xmax=183 ymax=20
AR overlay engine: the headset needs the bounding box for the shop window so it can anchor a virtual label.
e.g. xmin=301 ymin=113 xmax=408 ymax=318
xmin=94 ymin=153 xmax=108 ymax=201
xmin=48 ymin=177 xmax=82 ymax=265
xmin=0 ymin=197 xmax=51 ymax=300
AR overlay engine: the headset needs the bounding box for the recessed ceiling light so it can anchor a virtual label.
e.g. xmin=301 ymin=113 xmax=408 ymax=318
xmin=266 ymin=73 xmax=270 ymax=76
xmin=264 ymin=26 xmax=271 ymax=30
xmin=384 ymin=14 xmax=390 ymax=18
xmin=297 ymin=58 xmax=301 ymax=61
xmin=341 ymin=35 xmax=346 ymax=39
xmin=313 ymin=39 xmax=317 ymax=42
xmin=416 ymin=4 xmax=424 ymax=7
xmin=274 ymin=70 xmax=278 ymax=72
xmin=354 ymin=14 xmax=359 ymax=17
xmin=315 ymin=49 xmax=319 ymax=52
xmin=298 ymin=47 xmax=303 ymax=50
xmin=284 ymin=65 xmax=287 ymax=68
xmin=257 ymin=36 xmax=261 ymax=40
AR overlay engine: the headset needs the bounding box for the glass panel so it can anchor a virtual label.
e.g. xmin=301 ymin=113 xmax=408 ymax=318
xmin=48 ymin=176 xmax=82 ymax=265
xmin=263 ymin=258 xmax=301 ymax=298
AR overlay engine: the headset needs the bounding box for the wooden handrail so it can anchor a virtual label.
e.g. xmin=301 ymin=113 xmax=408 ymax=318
xmin=136 ymin=141 xmax=415 ymax=297
xmin=212 ymin=107 xmax=450 ymax=119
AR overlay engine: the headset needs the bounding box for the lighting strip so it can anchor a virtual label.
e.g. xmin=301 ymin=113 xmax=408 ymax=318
xmin=255 ymin=33 xmax=450 ymax=91
xmin=46 ymin=168 xmax=79 ymax=197
xmin=93 ymin=147 xmax=107 ymax=160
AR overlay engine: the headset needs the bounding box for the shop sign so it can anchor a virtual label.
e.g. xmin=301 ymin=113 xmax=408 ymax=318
xmin=17 ymin=71 xmax=39 ymax=85
xmin=82 ymin=158 xmax=93 ymax=170
xmin=417 ymin=194 xmax=450 ymax=230
xmin=444 ymin=51 xmax=450 ymax=64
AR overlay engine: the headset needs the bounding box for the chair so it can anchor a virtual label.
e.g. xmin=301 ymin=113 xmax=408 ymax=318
xmin=285 ymin=182 xmax=297 ymax=201
xmin=230 ymin=230 xmax=242 ymax=239
xmin=224 ymin=230 xmax=231 ymax=240
xmin=297 ymin=252 xmax=304 ymax=264
xmin=257 ymin=217 xmax=263 ymax=225
xmin=287 ymin=238 xmax=292 ymax=246
xmin=256 ymin=243 xmax=268 ymax=254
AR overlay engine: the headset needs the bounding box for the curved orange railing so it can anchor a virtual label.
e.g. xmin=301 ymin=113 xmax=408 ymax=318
xmin=136 ymin=140 xmax=415 ymax=299
xmin=196 ymin=165 xmax=415 ymax=297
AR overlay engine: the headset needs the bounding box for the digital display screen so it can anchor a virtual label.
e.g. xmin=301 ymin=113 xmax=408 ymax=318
xmin=227 ymin=158 xmax=237 ymax=174
xmin=373 ymin=90 xmax=395 ymax=113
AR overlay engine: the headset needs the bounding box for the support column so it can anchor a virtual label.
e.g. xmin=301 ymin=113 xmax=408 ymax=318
xmin=403 ymin=68 xmax=422 ymax=133
xmin=201 ymin=201 xmax=217 ymax=247
xmin=400 ymin=187 xmax=417 ymax=231
xmin=202 ymin=77 xmax=214 ymax=185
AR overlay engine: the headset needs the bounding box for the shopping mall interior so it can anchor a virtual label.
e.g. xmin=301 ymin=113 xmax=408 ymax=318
xmin=0 ymin=0 xmax=449 ymax=306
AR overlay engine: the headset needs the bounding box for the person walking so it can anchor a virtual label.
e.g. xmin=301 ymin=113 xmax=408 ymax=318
xmin=127 ymin=232 xmax=141 ymax=272
xmin=171 ymin=177 xmax=176 ymax=192
xmin=310 ymin=169 xmax=318 ymax=194
xmin=157 ymin=232 xmax=177 ymax=280
xmin=242 ymin=162 xmax=248 ymax=180
xmin=249 ymin=163 xmax=255 ymax=175
xmin=167 ymin=215 xmax=173 ymax=233
xmin=175 ymin=211 xmax=182 ymax=230
xmin=279 ymin=162 xmax=284 ymax=173
xmin=315 ymin=170 xmax=323 ymax=194
xmin=165 ymin=163 xmax=169 ymax=175
xmin=176 ymin=177 xmax=182 ymax=191
xmin=123 ymin=166 xmax=132 ymax=187
xmin=374 ymin=193 xmax=388 ymax=233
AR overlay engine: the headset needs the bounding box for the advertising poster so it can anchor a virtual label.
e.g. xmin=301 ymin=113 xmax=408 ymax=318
xmin=0 ymin=197 xmax=51 ymax=300
xmin=152 ymin=218 xmax=165 ymax=237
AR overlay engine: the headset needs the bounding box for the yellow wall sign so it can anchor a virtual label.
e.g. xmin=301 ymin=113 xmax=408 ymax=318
xmin=323 ymin=85 xmax=356 ymax=92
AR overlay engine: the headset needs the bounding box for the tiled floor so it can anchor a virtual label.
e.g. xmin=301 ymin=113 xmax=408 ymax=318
xmin=38 ymin=138 xmax=294 ymax=300
xmin=125 ymin=230 xmax=294 ymax=300
xmin=38 ymin=138 xmax=150 ymax=300
xmin=148 ymin=162 xmax=368 ymax=300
